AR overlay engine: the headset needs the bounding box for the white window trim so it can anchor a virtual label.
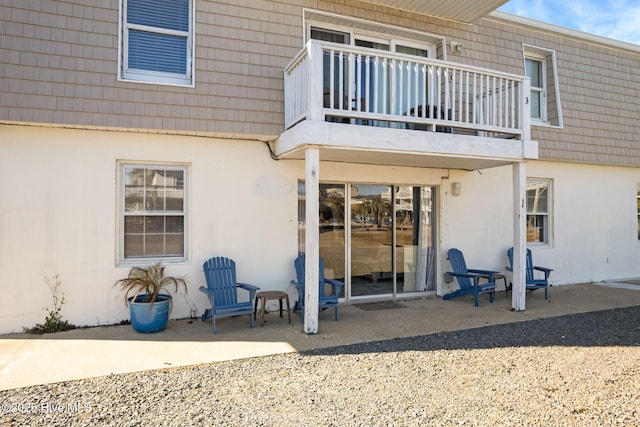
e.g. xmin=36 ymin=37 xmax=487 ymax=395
xmin=523 ymin=44 xmax=563 ymax=128
xmin=526 ymin=178 xmax=553 ymax=247
xmin=117 ymin=162 xmax=189 ymax=266
xmin=304 ymin=9 xmax=441 ymax=59
xmin=526 ymin=55 xmax=547 ymax=122
xmin=117 ymin=0 xmax=196 ymax=87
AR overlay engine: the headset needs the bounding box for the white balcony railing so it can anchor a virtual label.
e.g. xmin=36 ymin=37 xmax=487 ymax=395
xmin=285 ymin=40 xmax=530 ymax=139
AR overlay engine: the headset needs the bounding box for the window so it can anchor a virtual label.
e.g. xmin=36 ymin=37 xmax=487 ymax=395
xmin=119 ymin=0 xmax=194 ymax=86
xmin=526 ymin=179 xmax=551 ymax=244
xmin=119 ymin=163 xmax=188 ymax=263
xmin=524 ymin=45 xmax=562 ymax=127
xmin=526 ymin=57 xmax=545 ymax=120
xmin=310 ymin=27 xmax=350 ymax=44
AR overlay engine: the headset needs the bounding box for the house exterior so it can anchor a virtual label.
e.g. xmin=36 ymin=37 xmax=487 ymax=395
xmin=2 ymin=0 xmax=640 ymax=334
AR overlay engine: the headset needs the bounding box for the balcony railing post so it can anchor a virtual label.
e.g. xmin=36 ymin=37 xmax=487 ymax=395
xmin=307 ymin=41 xmax=324 ymax=122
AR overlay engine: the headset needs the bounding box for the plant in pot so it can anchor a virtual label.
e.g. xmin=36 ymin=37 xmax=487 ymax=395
xmin=114 ymin=263 xmax=187 ymax=333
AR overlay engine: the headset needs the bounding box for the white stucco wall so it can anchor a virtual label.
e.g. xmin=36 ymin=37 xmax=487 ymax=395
xmin=440 ymin=166 xmax=513 ymax=295
xmin=526 ymin=161 xmax=640 ymax=284
xmin=0 ymin=125 xmax=300 ymax=333
xmin=442 ymin=160 xmax=640 ymax=292
xmin=3 ymin=124 xmax=640 ymax=334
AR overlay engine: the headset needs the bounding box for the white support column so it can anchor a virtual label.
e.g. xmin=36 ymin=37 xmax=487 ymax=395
xmin=512 ymin=161 xmax=527 ymax=311
xmin=304 ymin=147 xmax=320 ymax=334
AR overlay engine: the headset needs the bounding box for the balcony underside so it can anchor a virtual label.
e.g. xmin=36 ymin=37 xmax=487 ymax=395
xmin=357 ymin=0 xmax=509 ymax=23
xmin=276 ymin=121 xmax=538 ymax=170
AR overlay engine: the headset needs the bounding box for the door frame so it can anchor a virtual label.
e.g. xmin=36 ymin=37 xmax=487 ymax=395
xmin=311 ymin=182 xmax=438 ymax=303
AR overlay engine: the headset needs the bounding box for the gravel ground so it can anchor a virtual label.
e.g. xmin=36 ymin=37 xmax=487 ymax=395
xmin=2 ymin=305 xmax=639 ymax=427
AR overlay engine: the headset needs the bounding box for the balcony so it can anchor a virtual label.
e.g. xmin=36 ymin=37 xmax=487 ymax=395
xmin=277 ymin=40 xmax=538 ymax=170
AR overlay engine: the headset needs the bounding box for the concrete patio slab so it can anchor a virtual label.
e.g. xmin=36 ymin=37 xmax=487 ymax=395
xmin=1 ymin=282 xmax=639 ymax=391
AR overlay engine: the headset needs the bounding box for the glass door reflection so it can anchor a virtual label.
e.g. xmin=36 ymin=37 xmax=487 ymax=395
xmin=395 ymin=186 xmax=436 ymax=294
xmin=319 ymin=184 xmax=346 ymax=297
xmin=350 ymin=185 xmax=393 ymax=297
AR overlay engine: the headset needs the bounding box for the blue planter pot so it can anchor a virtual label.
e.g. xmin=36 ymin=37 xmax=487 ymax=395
xmin=127 ymin=294 xmax=171 ymax=333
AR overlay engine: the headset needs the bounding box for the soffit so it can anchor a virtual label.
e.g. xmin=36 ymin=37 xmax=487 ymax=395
xmin=357 ymin=0 xmax=509 ymax=24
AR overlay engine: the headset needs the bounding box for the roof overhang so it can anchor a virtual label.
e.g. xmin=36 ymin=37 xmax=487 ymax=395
xmin=275 ymin=121 xmax=538 ymax=171
xmin=487 ymin=11 xmax=640 ymax=54
xmin=357 ymin=0 xmax=510 ymax=24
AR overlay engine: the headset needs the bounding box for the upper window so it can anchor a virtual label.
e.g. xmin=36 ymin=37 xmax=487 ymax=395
xmin=119 ymin=163 xmax=188 ymax=264
xmin=526 ymin=179 xmax=552 ymax=245
xmin=524 ymin=45 xmax=562 ymax=127
xmin=119 ymin=0 xmax=194 ymax=86
xmin=526 ymin=57 xmax=545 ymax=120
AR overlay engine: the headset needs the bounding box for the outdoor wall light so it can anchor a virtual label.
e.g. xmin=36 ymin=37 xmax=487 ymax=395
xmin=451 ymin=41 xmax=463 ymax=53
xmin=451 ymin=182 xmax=462 ymax=196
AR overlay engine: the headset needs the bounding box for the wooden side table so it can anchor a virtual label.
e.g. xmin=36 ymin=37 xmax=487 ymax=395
xmin=494 ymin=273 xmax=509 ymax=295
xmin=254 ymin=291 xmax=291 ymax=327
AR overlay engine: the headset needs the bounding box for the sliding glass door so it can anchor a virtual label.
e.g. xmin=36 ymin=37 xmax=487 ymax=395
xmin=309 ymin=27 xmax=435 ymax=126
xmin=298 ymin=182 xmax=436 ymax=300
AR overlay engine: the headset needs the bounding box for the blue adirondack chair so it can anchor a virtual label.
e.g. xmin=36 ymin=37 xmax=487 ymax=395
xmin=199 ymin=257 xmax=260 ymax=334
xmin=506 ymin=247 xmax=553 ymax=299
xmin=444 ymin=248 xmax=497 ymax=306
xmin=291 ymin=254 xmax=344 ymax=322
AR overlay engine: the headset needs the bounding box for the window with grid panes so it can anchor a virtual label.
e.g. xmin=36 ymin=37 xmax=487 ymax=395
xmin=526 ymin=179 xmax=551 ymax=244
xmin=120 ymin=164 xmax=187 ymax=262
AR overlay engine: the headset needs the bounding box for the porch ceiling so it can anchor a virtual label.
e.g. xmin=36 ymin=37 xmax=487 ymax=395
xmin=357 ymin=0 xmax=510 ymax=23
xmin=276 ymin=121 xmax=537 ymax=171
xmin=278 ymin=146 xmax=513 ymax=170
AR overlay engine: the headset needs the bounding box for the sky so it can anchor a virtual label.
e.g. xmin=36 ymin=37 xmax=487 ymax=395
xmin=498 ymin=0 xmax=640 ymax=45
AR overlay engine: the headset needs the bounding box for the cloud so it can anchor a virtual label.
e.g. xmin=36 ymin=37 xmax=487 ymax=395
xmin=587 ymin=6 xmax=640 ymax=44
xmin=499 ymin=0 xmax=640 ymax=45
xmin=499 ymin=0 xmax=554 ymax=23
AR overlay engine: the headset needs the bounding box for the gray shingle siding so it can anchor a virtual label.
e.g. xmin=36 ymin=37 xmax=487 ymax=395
xmin=2 ymin=0 xmax=639 ymax=165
